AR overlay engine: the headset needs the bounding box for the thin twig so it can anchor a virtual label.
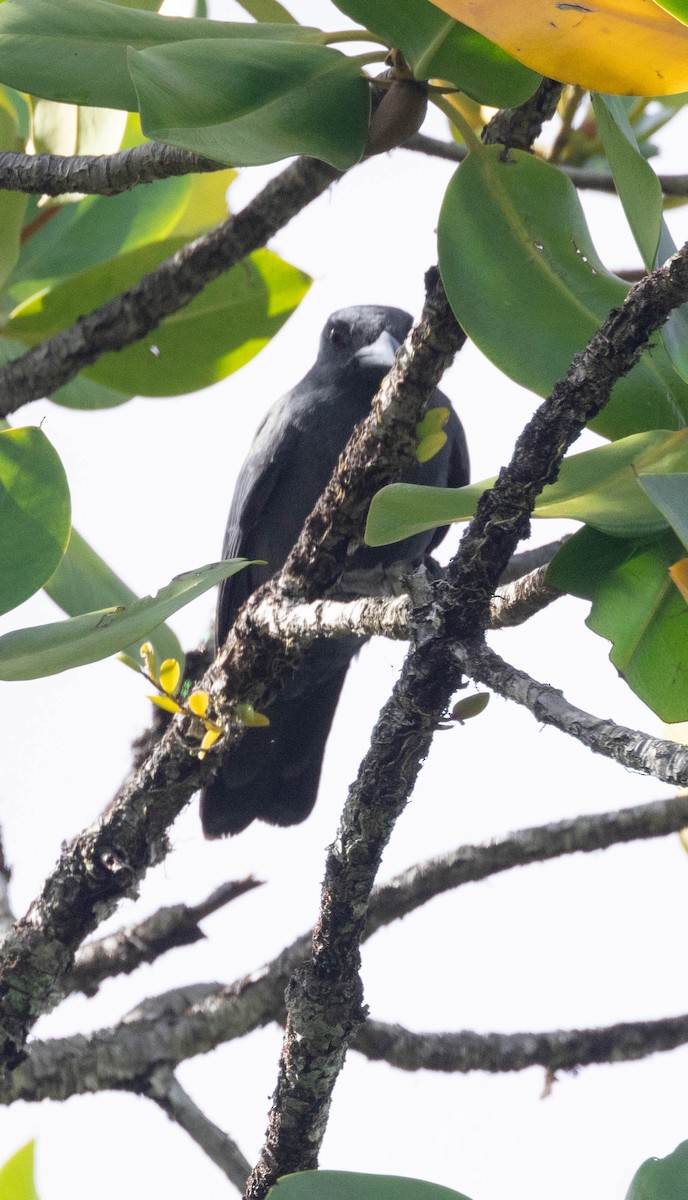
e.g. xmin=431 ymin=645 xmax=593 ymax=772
xmin=405 ymin=133 xmax=688 ymax=196
xmin=143 ymin=1066 xmax=251 ymax=1192
xmin=466 ymin=642 xmax=688 ymax=787
xmin=67 ymin=878 xmax=262 ymax=997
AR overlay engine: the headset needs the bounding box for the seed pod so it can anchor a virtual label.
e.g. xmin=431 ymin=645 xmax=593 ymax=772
xmin=363 ymin=78 xmax=428 ymax=158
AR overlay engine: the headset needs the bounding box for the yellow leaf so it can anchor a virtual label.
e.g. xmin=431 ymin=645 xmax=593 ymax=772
xmin=188 ymin=690 xmax=210 ymax=717
xmin=678 ymin=827 xmax=688 ymax=853
xmin=159 ymin=657 xmax=181 ymax=695
xmin=427 ymin=0 xmax=688 ymax=95
xmin=140 ymin=641 xmax=157 ymax=680
xmin=200 ymin=726 xmax=222 ymax=751
xmin=416 ymin=431 xmax=448 ymax=463
xmin=669 ymin=557 xmax=688 ymax=602
xmin=148 ymin=693 xmax=183 ymax=714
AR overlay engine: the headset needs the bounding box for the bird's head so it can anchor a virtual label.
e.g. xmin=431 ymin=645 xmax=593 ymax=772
xmin=317 ymin=305 xmax=412 ymax=377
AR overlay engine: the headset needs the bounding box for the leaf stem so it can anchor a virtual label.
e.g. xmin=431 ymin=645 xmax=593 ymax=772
xmin=431 ymin=94 xmax=482 ymax=154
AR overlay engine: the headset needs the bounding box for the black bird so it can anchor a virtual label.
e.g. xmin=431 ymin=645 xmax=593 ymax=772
xmin=200 ymin=305 xmax=469 ymax=838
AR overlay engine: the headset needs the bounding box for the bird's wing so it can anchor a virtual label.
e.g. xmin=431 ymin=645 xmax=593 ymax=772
xmin=216 ymin=405 xmax=300 ymax=647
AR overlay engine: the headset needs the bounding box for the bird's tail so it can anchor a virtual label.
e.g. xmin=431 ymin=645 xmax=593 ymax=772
xmin=200 ymin=644 xmax=359 ymax=838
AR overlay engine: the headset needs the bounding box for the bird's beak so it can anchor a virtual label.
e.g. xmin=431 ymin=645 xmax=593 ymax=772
xmin=353 ymin=330 xmax=400 ymax=372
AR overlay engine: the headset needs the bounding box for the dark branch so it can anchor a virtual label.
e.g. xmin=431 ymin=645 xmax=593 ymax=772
xmin=353 ymin=1012 xmax=688 ymax=1074
xmin=0 ymin=143 xmax=224 ymax=196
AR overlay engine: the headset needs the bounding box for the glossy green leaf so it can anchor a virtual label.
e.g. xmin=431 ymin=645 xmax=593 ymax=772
xmin=626 ymin=1141 xmax=688 ymax=1200
xmin=269 ymin=1171 xmax=473 ymax=1200
xmin=0 ymin=86 xmax=28 ymax=291
xmin=365 ymin=430 xmax=688 ymax=547
xmin=45 ymin=527 xmax=183 ymax=666
xmin=0 ymin=426 xmax=71 ymax=617
xmin=592 ymin=95 xmax=662 ymax=268
xmin=438 ymin=147 xmax=688 ymax=439
xmin=9 ymin=246 xmax=311 ymax=396
xmin=637 ymin=473 xmax=688 ymax=549
xmin=10 ymin=174 xmax=192 ymax=297
xmin=547 ymin=527 xmax=688 ymax=721
xmin=0 ymin=559 xmax=249 ymax=680
xmin=0 ymin=1142 xmax=39 ymax=1200
xmin=593 ymin=93 xmax=688 ymax=383
xmin=0 ymin=0 xmax=320 ymax=112
xmin=332 ymin=0 xmax=539 ymax=107
xmin=129 ymin=39 xmax=369 ymax=168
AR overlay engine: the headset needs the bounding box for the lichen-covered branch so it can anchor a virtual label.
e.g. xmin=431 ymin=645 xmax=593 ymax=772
xmin=465 ymin=642 xmax=688 ymax=787
xmin=353 ymin=1012 xmax=688 ymax=1073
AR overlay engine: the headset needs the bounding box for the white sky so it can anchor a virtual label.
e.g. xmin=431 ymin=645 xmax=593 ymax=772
xmin=1 ymin=3 xmax=688 ymax=1199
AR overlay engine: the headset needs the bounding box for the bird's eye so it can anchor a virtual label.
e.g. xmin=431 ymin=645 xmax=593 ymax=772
xmin=328 ymin=323 xmax=349 ymax=350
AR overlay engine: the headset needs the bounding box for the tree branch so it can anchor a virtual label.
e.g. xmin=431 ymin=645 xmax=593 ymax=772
xmin=0 ymin=143 xmax=224 ymax=196
xmin=0 ymin=154 xmax=340 ymax=418
xmin=4 ymin=789 xmax=688 ymax=1106
xmin=0 ymin=266 xmax=466 ymax=1080
xmin=67 ymin=878 xmax=261 ymax=998
xmin=142 ymin=1066 xmax=251 ymax=1193
xmin=353 ymin=1012 xmax=688 ymax=1074
xmin=465 ymin=642 xmax=688 ymax=787
xmin=368 ymin=791 xmax=688 ymax=929
xmin=405 ymin=133 xmax=688 ymax=196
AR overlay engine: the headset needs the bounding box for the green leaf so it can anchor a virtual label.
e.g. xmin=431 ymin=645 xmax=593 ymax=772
xmin=129 ymin=39 xmax=369 ymax=168
xmin=437 ymin=147 xmax=688 ymax=440
xmin=269 ymin=1171 xmax=473 ymax=1200
xmin=547 ymin=527 xmax=688 ymax=721
xmin=0 ymin=0 xmax=321 ymax=113
xmin=0 ymin=86 xmax=28 ymax=292
xmin=8 ymin=246 xmax=311 ymax=396
xmin=235 ymin=0 xmax=296 ymax=22
xmin=626 ymin=1141 xmax=688 ymax=1200
xmin=0 ymin=1142 xmax=39 ymax=1200
xmin=592 ymin=95 xmax=662 ymax=269
xmin=51 ymin=376 xmax=133 ymax=410
xmin=45 ymin=527 xmax=183 ymax=666
xmin=593 ymin=93 xmax=688 ymax=384
xmin=652 ymin=2 xmax=688 ymax=26
xmin=0 ymin=559 xmax=250 ymax=680
xmin=10 ymin=174 xmax=192 ymax=297
xmin=30 ymin=98 xmax=127 ymax=159
xmin=331 ymin=0 xmax=540 ymax=107
xmin=0 ymin=426 xmax=71 ymax=617
xmin=365 ymin=430 xmax=688 ymax=547
xmin=637 ymin=473 xmax=688 ymax=549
